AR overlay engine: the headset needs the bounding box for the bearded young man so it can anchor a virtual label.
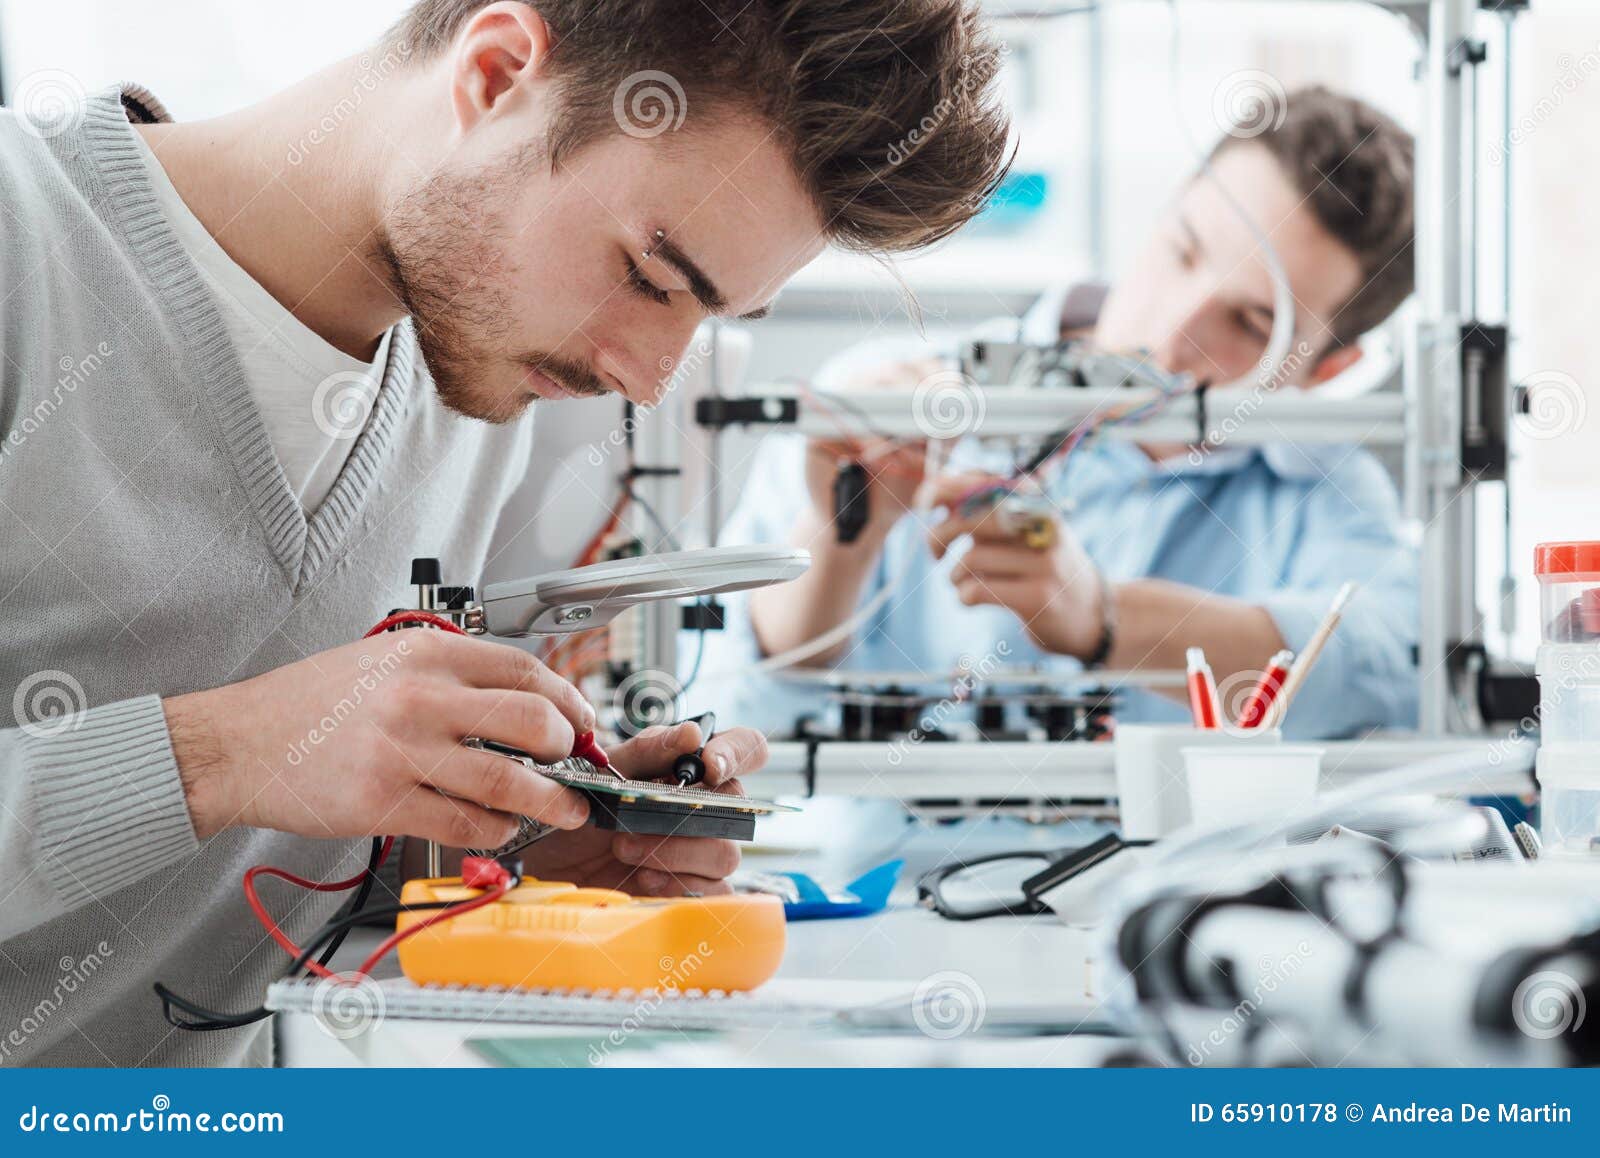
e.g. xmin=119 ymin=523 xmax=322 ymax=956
xmin=0 ymin=0 xmax=1011 ymax=1065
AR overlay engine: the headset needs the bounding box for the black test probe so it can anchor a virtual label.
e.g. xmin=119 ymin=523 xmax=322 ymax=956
xmin=671 ymin=712 xmax=717 ymax=788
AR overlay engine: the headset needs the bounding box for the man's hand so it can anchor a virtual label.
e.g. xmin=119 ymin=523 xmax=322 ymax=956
xmin=927 ymin=473 xmax=1107 ymax=660
xmin=518 ymin=721 xmax=767 ymax=896
xmin=802 ymin=357 xmax=943 ymax=541
xmin=753 ymin=358 xmax=948 ymax=663
xmin=163 ymin=629 xmax=597 ymax=849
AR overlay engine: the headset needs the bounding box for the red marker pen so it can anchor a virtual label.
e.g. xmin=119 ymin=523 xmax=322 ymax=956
xmin=1235 ymin=649 xmax=1294 ymax=730
xmin=1186 ymin=647 xmax=1220 ymax=730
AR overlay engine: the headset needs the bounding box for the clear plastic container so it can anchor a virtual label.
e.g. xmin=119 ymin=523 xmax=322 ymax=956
xmin=1536 ymin=542 xmax=1600 ymax=643
xmin=1535 ymin=746 xmax=1600 ymax=856
xmin=1535 ymin=643 xmax=1600 ymax=744
xmin=1536 ymin=543 xmax=1600 ymax=853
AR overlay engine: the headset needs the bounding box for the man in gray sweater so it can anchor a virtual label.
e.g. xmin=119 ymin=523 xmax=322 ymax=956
xmin=0 ymin=0 xmax=1012 ymax=1065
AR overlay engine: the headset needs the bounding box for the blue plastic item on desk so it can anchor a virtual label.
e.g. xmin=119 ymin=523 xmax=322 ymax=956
xmin=747 ymin=860 xmax=903 ymax=921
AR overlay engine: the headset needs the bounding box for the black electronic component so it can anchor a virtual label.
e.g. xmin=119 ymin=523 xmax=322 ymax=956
xmin=975 ymin=693 xmax=1014 ymax=741
xmin=681 ymin=600 xmax=726 ymax=631
xmin=467 ymin=744 xmax=797 ymax=854
xmin=694 ymin=395 xmax=800 ymax=429
xmin=1477 ymin=662 xmax=1539 ymax=725
xmin=818 ymin=681 xmax=1119 ymax=745
xmin=1460 ymin=322 xmax=1509 ymax=478
xmin=410 ymin=557 xmax=442 ymax=586
xmin=1022 ymin=686 xmax=1116 ymax=742
xmin=832 ymin=461 xmax=871 ymax=544
xmin=672 ymin=711 xmax=716 ymax=788
xmin=435 ymin=585 xmax=475 ymax=609
xmin=836 ymin=687 xmax=946 ymax=743
xmin=582 ymin=792 xmax=756 ymax=840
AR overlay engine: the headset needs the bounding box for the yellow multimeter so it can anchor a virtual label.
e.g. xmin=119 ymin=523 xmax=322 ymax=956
xmin=395 ymin=875 xmax=787 ymax=993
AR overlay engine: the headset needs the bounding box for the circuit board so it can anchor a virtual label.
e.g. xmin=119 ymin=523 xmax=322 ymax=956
xmin=465 ymin=744 xmax=800 ymax=856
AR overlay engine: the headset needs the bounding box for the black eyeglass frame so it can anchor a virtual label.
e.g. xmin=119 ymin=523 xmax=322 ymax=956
xmin=916 ymin=834 xmax=1155 ymax=921
xmin=915 ymin=850 xmax=1061 ymax=921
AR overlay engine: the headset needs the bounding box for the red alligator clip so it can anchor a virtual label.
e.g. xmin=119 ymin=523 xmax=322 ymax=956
xmin=570 ymin=729 xmax=611 ymax=770
xmin=460 ymin=856 xmax=512 ymax=889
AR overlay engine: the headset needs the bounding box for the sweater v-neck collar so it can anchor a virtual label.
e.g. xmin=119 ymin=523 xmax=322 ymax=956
xmin=77 ymin=83 xmax=413 ymax=593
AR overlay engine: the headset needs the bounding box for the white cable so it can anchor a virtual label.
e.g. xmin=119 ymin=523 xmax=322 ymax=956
xmin=748 ymin=561 xmax=903 ymax=674
xmin=1165 ymin=0 xmax=1296 ymax=390
xmin=745 ymin=439 xmax=952 ymax=675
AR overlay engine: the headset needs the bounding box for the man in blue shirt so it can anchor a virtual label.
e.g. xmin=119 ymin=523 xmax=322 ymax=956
xmin=695 ymin=87 xmax=1419 ymax=740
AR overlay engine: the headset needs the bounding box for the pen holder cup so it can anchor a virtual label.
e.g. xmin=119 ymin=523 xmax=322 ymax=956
xmin=1182 ymin=744 xmax=1325 ymax=831
xmin=1114 ymin=724 xmax=1281 ymax=840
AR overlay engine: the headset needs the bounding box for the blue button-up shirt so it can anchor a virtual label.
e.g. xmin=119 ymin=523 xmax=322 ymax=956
xmin=685 ymin=297 xmax=1419 ymax=740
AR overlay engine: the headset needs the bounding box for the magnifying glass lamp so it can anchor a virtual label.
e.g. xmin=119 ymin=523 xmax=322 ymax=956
xmin=477 ymin=544 xmax=811 ymax=637
xmin=399 ymin=545 xmax=809 ymax=637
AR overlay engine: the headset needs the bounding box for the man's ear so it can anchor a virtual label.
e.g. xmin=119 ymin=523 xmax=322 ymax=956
xmin=450 ymin=1 xmax=554 ymax=131
xmin=1308 ymin=343 xmax=1362 ymax=386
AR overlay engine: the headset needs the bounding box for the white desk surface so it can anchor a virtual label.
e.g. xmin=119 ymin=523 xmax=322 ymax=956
xmin=274 ymin=734 xmax=1535 ymax=1068
xmin=275 ymin=898 xmax=1127 ymax=1068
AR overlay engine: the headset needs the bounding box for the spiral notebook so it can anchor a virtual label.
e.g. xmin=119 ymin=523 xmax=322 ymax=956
xmin=265 ymin=976 xmax=915 ymax=1032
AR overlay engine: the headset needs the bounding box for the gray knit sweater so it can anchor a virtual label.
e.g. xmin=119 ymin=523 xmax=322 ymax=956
xmin=0 ymin=85 xmax=534 ymax=1066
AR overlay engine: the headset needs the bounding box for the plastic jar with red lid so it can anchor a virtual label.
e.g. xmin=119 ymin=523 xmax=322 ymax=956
xmin=1536 ymin=541 xmax=1600 ymax=643
xmin=1534 ymin=541 xmax=1600 ymax=854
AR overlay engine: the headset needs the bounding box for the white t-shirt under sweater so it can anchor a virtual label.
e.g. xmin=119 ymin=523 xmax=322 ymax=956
xmin=131 ymin=129 xmax=388 ymax=513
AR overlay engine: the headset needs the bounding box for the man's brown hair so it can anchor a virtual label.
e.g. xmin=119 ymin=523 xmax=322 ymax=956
xmin=1212 ymin=84 xmax=1414 ymax=348
xmin=388 ymin=0 xmax=1014 ymax=254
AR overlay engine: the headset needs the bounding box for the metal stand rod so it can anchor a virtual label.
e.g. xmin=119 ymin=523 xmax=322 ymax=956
xmin=1412 ymin=0 xmax=1473 ymax=735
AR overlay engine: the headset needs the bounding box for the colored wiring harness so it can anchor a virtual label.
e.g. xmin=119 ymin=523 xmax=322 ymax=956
xmin=154 ymin=610 xmax=523 ymax=1032
xmin=156 ymin=847 xmax=519 ymax=1031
